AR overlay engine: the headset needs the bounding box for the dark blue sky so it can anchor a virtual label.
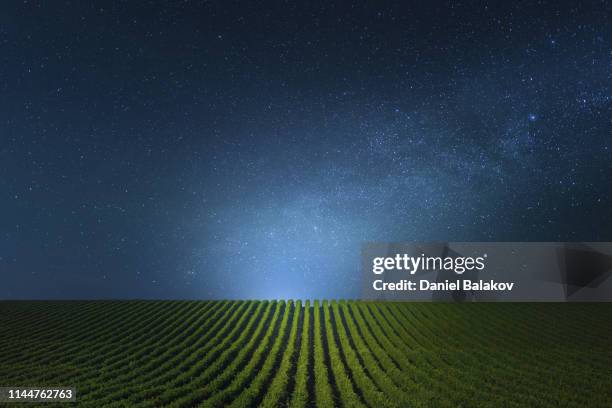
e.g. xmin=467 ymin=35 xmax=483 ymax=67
xmin=1 ymin=1 xmax=611 ymax=299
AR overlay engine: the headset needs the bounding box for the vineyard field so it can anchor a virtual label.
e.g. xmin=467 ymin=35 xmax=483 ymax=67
xmin=1 ymin=301 xmax=611 ymax=407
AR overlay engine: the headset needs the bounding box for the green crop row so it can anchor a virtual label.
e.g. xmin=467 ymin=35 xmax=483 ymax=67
xmin=313 ymin=300 xmax=335 ymax=407
xmin=260 ymin=301 xmax=301 ymax=408
xmin=288 ymin=300 xmax=310 ymax=408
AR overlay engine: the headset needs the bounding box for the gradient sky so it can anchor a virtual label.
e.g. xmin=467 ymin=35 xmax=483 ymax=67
xmin=1 ymin=1 xmax=611 ymax=299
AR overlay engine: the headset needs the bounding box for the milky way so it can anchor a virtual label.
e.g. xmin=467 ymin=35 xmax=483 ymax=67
xmin=1 ymin=2 xmax=611 ymax=299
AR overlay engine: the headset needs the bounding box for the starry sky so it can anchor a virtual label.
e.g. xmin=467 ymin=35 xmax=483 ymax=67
xmin=1 ymin=1 xmax=611 ymax=299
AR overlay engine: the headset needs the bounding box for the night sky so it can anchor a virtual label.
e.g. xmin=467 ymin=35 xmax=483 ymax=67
xmin=2 ymin=1 xmax=611 ymax=299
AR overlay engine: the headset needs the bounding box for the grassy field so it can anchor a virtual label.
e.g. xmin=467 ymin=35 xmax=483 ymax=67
xmin=0 ymin=301 xmax=611 ymax=407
